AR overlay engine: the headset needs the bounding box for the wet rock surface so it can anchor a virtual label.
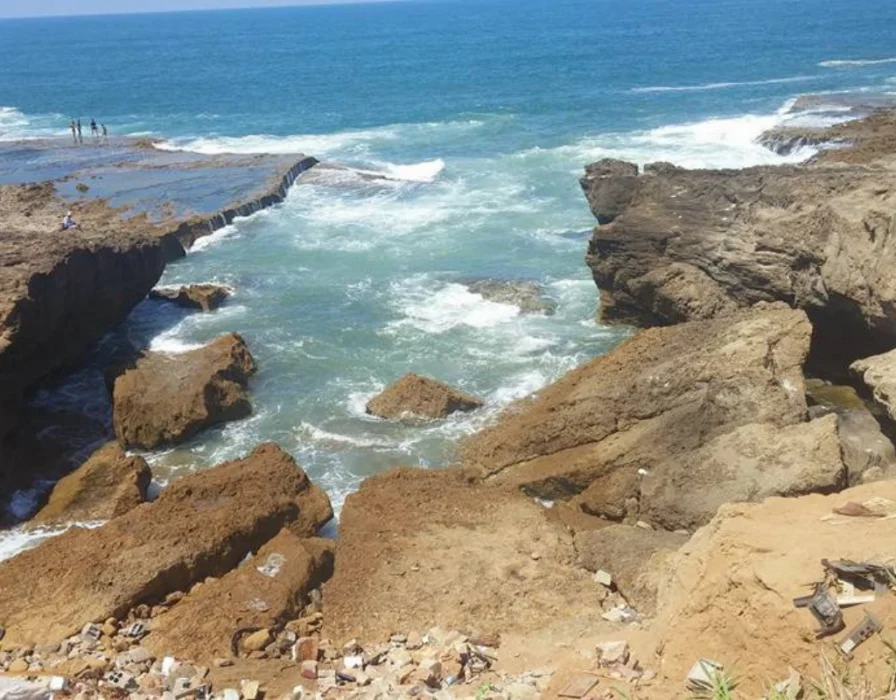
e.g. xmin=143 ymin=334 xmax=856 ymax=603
xmin=366 ymin=373 xmax=484 ymax=421
xmin=463 ymin=280 xmax=556 ymax=315
xmin=149 ymin=283 xmax=234 ymax=311
xmin=112 ymin=333 xmax=256 ymax=449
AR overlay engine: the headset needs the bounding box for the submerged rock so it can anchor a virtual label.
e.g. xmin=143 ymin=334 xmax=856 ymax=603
xmin=149 ymin=283 xmax=233 ymax=312
xmin=112 ymin=333 xmax=255 ymax=449
xmin=464 ymin=280 xmax=556 ymax=315
xmin=0 ymin=442 xmax=331 ymax=647
xmin=29 ymin=442 xmax=151 ymax=526
xmin=461 ymin=305 xmax=847 ymax=528
xmin=366 ymin=373 xmax=484 ymax=420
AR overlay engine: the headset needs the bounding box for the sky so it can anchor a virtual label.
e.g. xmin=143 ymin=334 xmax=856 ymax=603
xmin=0 ymin=0 xmax=400 ymax=19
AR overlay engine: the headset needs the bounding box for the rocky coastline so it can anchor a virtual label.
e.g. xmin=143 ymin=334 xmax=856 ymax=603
xmin=4 ymin=110 xmax=896 ymax=699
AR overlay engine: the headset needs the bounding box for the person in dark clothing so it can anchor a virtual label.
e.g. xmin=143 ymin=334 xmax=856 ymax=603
xmin=76 ymin=119 xmax=83 ymax=144
xmin=101 ymin=124 xmax=108 ymax=143
xmin=70 ymin=120 xmax=77 ymax=143
xmin=90 ymin=119 xmax=98 ymax=138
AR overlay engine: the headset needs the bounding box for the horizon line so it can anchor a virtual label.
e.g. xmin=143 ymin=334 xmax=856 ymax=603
xmin=0 ymin=0 xmax=414 ymax=21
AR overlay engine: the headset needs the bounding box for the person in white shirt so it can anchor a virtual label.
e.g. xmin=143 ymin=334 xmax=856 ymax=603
xmin=62 ymin=211 xmax=77 ymax=230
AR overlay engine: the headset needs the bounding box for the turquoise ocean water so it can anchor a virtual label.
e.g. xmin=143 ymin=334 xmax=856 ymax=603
xmin=1 ymin=0 xmax=896 ymax=552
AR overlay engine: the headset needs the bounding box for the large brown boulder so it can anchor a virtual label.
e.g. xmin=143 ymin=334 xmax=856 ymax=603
xmin=112 ymin=333 xmax=256 ymax=449
xmin=149 ymin=283 xmax=233 ymax=311
xmin=29 ymin=442 xmax=151 ymax=525
xmin=0 ymin=442 xmax=332 ymax=646
xmin=324 ymin=467 xmax=600 ymax=644
xmin=461 ymin=305 xmax=847 ymax=528
xmin=366 ymin=373 xmax=484 ymax=420
xmin=145 ymin=530 xmax=334 ymax=662
xmin=580 ymin=110 xmax=896 ymax=367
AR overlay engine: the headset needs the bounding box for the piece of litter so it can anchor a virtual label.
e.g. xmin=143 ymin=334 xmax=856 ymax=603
xmin=837 ymin=595 xmax=876 ymax=607
xmin=557 ymin=673 xmax=599 ymax=698
xmin=256 ymin=553 xmax=285 ymax=578
xmin=793 ymin=584 xmax=844 ymax=638
xmin=838 ymin=611 xmax=882 ymax=659
xmin=687 ymin=659 xmax=725 ymax=691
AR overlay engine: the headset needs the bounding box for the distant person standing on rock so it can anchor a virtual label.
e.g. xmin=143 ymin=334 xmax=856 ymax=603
xmin=76 ymin=119 xmax=83 ymax=144
xmin=70 ymin=119 xmax=77 ymax=143
xmin=90 ymin=119 xmax=99 ymax=139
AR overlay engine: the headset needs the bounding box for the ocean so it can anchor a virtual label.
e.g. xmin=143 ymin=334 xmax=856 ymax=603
xmin=1 ymin=0 xmax=896 ymax=553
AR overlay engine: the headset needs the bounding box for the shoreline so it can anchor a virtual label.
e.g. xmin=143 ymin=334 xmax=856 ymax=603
xmin=3 ymin=105 xmax=896 ymax=698
xmin=0 ymin=142 xmax=319 ymax=518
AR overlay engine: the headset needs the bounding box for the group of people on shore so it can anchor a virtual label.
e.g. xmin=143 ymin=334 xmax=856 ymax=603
xmin=69 ymin=118 xmax=108 ymax=144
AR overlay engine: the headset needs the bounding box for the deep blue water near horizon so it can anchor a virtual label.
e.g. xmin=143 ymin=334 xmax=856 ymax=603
xmin=2 ymin=0 xmax=896 ymax=553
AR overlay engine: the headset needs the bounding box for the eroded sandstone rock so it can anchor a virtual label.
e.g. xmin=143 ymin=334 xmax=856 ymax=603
xmin=29 ymin=442 xmax=150 ymax=525
xmin=461 ymin=305 xmax=846 ymax=528
xmin=0 ymin=442 xmax=330 ymax=646
xmin=112 ymin=333 xmax=255 ymax=449
xmin=324 ymin=467 xmax=600 ymax=644
xmin=580 ymin=111 xmax=896 ymax=367
xmin=366 ymin=373 xmax=484 ymax=421
xmin=149 ymin=283 xmax=233 ymax=312
xmin=851 ymin=349 xmax=896 ymax=422
xmin=145 ymin=530 xmax=334 ymax=662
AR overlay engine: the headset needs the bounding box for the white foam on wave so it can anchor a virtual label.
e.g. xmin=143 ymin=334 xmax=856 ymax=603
xmin=297 ymin=422 xmax=394 ymax=449
xmin=389 ymin=281 xmax=520 ymax=334
xmin=516 ymin=108 xmax=822 ymax=170
xmin=351 ymin=158 xmax=447 ymax=184
xmin=0 ymin=520 xmax=105 ymax=562
xmin=819 ymin=57 xmax=896 ymax=68
xmin=0 ymin=105 xmax=67 ymax=141
xmin=631 ymin=75 xmax=817 ymax=94
xmin=155 ymin=119 xmax=482 ymax=158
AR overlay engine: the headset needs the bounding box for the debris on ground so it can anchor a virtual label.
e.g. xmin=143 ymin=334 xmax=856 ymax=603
xmin=838 ymin=611 xmax=882 ymax=659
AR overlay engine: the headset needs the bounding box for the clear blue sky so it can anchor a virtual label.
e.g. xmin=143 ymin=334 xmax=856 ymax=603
xmin=0 ymin=0 xmax=400 ymax=19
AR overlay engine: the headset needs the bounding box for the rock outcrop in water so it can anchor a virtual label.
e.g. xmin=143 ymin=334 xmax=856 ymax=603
xmin=461 ymin=305 xmax=849 ymax=529
xmin=581 ymin=110 xmax=896 ymax=370
xmin=0 ymin=147 xmax=317 ymax=492
xmin=149 ymin=283 xmax=234 ymax=311
xmin=112 ymin=333 xmax=256 ymax=449
xmin=366 ymin=373 xmax=484 ymax=420
xmin=0 ymin=185 xmax=170 ymax=460
xmin=464 ymin=279 xmax=557 ymax=315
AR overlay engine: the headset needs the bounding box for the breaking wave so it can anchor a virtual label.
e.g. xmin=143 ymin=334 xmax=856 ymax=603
xmin=819 ymin=57 xmax=896 ymax=67
xmin=630 ymin=75 xmax=817 ymax=93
